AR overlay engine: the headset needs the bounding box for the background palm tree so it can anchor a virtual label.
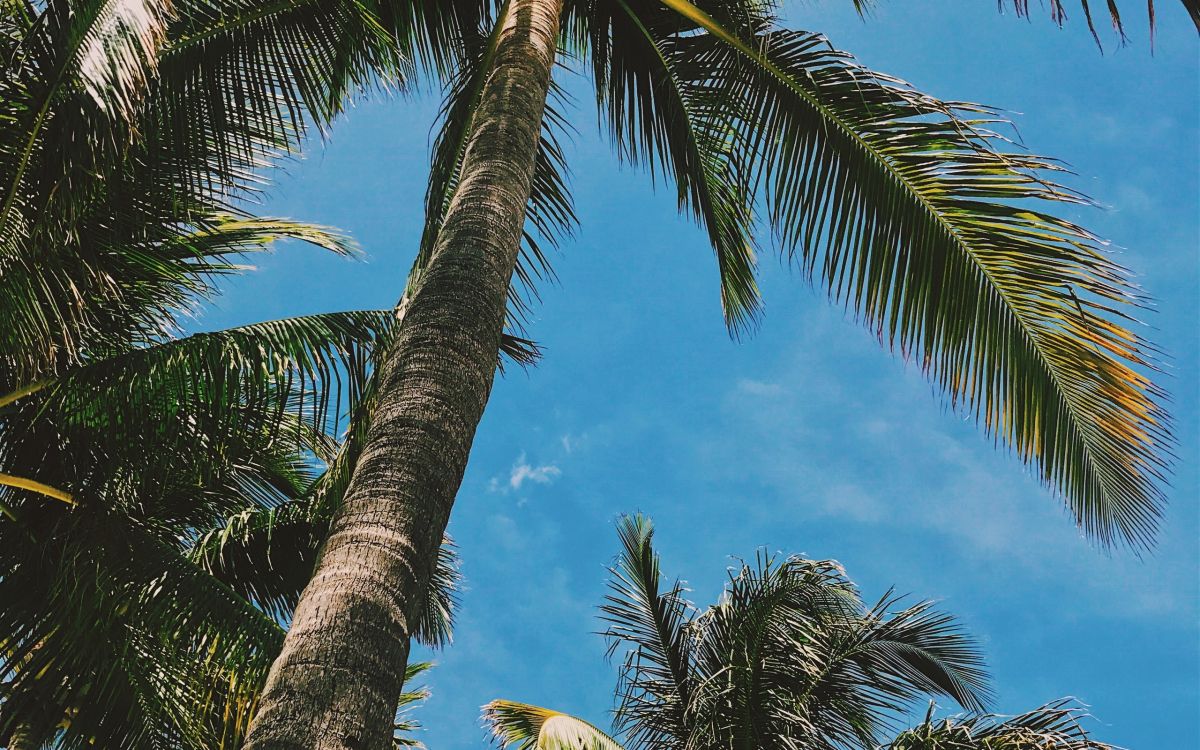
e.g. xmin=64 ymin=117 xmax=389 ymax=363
xmin=248 ymin=1 xmax=1182 ymax=744
xmin=483 ymin=516 xmax=1119 ymax=750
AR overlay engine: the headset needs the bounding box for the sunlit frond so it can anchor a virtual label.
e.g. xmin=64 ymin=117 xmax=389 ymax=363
xmin=484 ymin=700 xmax=626 ymax=750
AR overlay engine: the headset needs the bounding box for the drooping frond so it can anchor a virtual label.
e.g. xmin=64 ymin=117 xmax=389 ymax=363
xmin=1005 ymin=0 xmax=1200 ymax=43
xmin=46 ymin=308 xmax=389 ymax=441
xmin=645 ymin=1 xmax=1172 ymax=549
xmin=888 ymin=699 xmax=1119 ymax=749
xmin=484 ymin=700 xmax=626 ymax=750
xmin=847 ymin=594 xmax=991 ymax=714
xmin=580 ymin=0 xmax=760 ymax=330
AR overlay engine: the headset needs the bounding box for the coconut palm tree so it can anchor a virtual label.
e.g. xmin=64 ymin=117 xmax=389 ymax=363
xmin=0 ymin=1 xmax=534 ymax=744
xmin=0 ymin=3 xmax=404 ymax=745
xmin=244 ymin=1 xmax=1184 ymax=745
xmin=483 ymin=515 xmax=1118 ymax=750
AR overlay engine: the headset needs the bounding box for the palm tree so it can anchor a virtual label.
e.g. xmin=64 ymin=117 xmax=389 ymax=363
xmin=0 ymin=2 xmax=411 ymax=745
xmin=483 ymin=515 xmax=1119 ymax=750
xmin=0 ymin=1 xmax=537 ymax=744
xmin=244 ymin=1 xmax=1184 ymax=745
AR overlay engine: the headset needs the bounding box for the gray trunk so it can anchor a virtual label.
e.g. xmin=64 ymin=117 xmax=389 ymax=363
xmin=241 ymin=1 xmax=563 ymax=748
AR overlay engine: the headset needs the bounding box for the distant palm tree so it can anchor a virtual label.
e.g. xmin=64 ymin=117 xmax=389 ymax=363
xmin=483 ymin=515 xmax=1118 ymax=750
xmin=249 ymin=1 xmax=1182 ymax=745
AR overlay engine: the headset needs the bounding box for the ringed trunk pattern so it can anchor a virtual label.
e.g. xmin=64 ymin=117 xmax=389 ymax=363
xmin=241 ymin=1 xmax=563 ymax=747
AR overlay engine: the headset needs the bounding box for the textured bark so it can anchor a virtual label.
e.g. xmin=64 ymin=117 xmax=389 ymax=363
xmin=241 ymin=2 xmax=563 ymax=748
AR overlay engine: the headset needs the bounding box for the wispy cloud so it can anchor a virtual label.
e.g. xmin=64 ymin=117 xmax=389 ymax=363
xmin=489 ymin=452 xmax=561 ymax=493
xmin=737 ymin=378 xmax=785 ymax=398
xmin=560 ymin=432 xmax=587 ymax=454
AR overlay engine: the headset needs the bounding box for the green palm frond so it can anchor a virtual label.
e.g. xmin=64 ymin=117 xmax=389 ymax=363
xmin=0 ymin=0 xmax=172 ymax=236
xmin=484 ymin=700 xmax=626 ymax=750
xmin=888 ymin=699 xmax=1119 ymax=749
xmin=0 ymin=509 xmax=284 ymax=749
xmin=44 ymin=308 xmax=389 ymax=437
xmin=1005 ymin=0 xmax=1200 ymax=43
xmin=157 ymin=0 xmax=404 ymax=186
xmin=842 ymin=594 xmax=990 ymax=713
xmin=0 ymin=309 xmax=389 ymax=534
xmin=583 ymin=0 xmax=761 ymax=330
xmin=647 ymin=1 xmax=1171 ymax=549
xmin=392 ymin=661 xmax=435 ymax=748
xmin=602 ymin=514 xmax=695 ymax=749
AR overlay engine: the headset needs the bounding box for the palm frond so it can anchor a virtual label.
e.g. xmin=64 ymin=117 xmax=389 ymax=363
xmin=583 ymin=0 xmax=760 ymax=330
xmin=652 ymin=2 xmax=1172 ymax=549
xmin=392 ymin=661 xmax=435 ymax=748
xmin=484 ymin=700 xmax=625 ymax=750
xmin=602 ymin=514 xmax=696 ymax=750
xmin=190 ymin=495 xmax=462 ymax=647
xmin=47 ymin=308 xmax=388 ymax=436
xmin=0 ymin=509 xmax=284 ymax=749
xmin=849 ymin=594 xmax=991 ymax=714
xmin=1005 ymin=0 xmax=1200 ymax=43
xmin=888 ymin=699 xmax=1120 ymax=749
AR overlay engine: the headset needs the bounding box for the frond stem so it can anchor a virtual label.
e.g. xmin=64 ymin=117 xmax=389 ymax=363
xmin=165 ymin=0 xmax=317 ymax=53
xmin=0 ymin=379 xmax=51 ymax=410
xmin=0 ymin=473 xmax=74 ymax=506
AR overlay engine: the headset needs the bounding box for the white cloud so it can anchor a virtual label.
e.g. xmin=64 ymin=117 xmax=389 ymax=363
xmin=736 ymin=378 xmax=785 ymax=398
xmin=490 ymin=452 xmax=561 ymax=494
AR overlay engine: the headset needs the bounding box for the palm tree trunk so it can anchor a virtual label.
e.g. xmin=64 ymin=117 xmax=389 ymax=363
xmin=241 ymin=1 xmax=563 ymax=748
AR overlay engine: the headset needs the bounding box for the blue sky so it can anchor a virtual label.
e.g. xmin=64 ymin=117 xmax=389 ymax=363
xmin=199 ymin=2 xmax=1198 ymax=747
